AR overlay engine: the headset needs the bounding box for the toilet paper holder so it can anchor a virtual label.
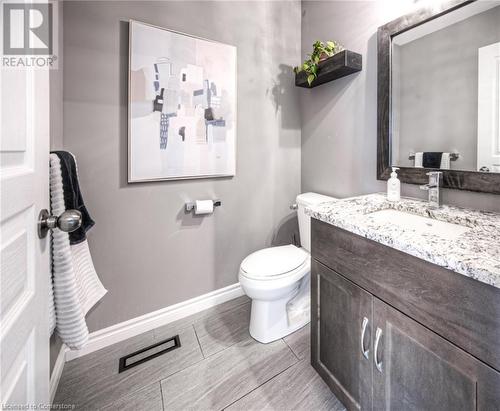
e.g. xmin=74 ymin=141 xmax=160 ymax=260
xmin=185 ymin=199 xmax=222 ymax=212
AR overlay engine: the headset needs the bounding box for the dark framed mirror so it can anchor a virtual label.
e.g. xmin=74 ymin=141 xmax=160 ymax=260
xmin=377 ymin=0 xmax=500 ymax=194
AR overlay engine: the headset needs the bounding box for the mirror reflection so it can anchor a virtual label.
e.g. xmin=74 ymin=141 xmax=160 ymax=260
xmin=391 ymin=2 xmax=500 ymax=173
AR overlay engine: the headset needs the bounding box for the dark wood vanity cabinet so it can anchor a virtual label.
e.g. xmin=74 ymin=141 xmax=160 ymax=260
xmin=372 ymin=298 xmax=500 ymax=410
xmin=311 ymin=260 xmax=372 ymax=410
xmin=311 ymin=219 xmax=500 ymax=411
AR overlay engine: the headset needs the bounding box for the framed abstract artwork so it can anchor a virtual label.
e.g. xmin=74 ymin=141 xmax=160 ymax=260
xmin=128 ymin=20 xmax=237 ymax=182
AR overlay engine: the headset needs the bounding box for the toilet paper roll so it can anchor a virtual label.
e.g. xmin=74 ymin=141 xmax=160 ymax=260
xmin=194 ymin=200 xmax=214 ymax=215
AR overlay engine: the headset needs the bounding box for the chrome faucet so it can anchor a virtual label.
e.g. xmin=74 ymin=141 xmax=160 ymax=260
xmin=420 ymin=171 xmax=442 ymax=208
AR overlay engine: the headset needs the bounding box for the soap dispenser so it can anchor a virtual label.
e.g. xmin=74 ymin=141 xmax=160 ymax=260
xmin=387 ymin=167 xmax=400 ymax=202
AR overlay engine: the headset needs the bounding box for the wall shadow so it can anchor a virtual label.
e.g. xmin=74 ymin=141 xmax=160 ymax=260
xmin=269 ymin=64 xmax=301 ymax=132
xmin=271 ymin=212 xmax=300 ymax=247
xmin=176 ymin=206 xmax=205 ymax=228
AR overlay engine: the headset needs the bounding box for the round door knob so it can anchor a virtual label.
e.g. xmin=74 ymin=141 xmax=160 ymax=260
xmin=38 ymin=209 xmax=82 ymax=239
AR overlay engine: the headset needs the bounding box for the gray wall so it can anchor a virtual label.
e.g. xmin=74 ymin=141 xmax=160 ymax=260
xmin=394 ymin=6 xmax=500 ymax=170
xmin=300 ymin=0 xmax=500 ymax=212
xmin=63 ymin=1 xmax=301 ymax=332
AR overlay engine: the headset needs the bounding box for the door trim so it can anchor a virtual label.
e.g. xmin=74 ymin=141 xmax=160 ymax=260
xmin=49 ymin=344 xmax=66 ymax=403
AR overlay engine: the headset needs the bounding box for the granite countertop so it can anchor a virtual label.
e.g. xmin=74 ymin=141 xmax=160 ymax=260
xmin=306 ymin=193 xmax=500 ymax=289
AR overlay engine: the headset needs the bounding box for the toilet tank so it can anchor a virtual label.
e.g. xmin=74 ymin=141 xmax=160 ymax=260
xmin=296 ymin=192 xmax=337 ymax=253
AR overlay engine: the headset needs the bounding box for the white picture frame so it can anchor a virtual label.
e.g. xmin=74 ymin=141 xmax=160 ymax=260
xmin=128 ymin=20 xmax=237 ymax=182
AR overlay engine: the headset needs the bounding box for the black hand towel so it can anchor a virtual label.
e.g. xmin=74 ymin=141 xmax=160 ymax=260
xmin=52 ymin=151 xmax=95 ymax=244
xmin=422 ymin=152 xmax=443 ymax=168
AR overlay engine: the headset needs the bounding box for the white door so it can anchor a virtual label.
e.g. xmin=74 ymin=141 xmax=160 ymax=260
xmin=0 ymin=49 xmax=50 ymax=407
xmin=477 ymin=42 xmax=500 ymax=172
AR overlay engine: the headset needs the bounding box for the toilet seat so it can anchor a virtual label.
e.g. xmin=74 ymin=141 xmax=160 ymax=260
xmin=240 ymin=245 xmax=309 ymax=280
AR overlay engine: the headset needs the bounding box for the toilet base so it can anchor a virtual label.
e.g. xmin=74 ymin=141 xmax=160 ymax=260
xmin=248 ymin=295 xmax=310 ymax=344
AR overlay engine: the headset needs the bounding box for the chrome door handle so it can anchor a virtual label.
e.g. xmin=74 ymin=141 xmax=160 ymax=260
xmin=374 ymin=327 xmax=383 ymax=373
xmin=38 ymin=209 xmax=82 ymax=239
xmin=360 ymin=317 xmax=369 ymax=360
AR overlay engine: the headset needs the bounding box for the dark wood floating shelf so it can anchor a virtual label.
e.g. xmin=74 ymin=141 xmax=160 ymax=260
xmin=295 ymin=50 xmax=362 ymax=88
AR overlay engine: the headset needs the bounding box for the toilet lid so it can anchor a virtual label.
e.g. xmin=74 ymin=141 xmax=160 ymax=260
xmin=240 ymin=245 xmax=309 ymax=279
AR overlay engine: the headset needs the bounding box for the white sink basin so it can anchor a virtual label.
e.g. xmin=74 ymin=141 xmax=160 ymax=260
xmin=367 ymin=209 xmax=470 ymax=241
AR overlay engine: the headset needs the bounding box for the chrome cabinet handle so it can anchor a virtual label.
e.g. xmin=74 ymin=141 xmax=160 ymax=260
xmin=374 ymin=327 xmax=383 ymax=373
xmin=38 ymin=209 xmax=82 ymax=239
xmin=360 ymin=317 xmax=369 ymax=360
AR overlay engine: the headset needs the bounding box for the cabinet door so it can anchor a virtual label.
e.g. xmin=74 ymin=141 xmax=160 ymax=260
xmin=311 ymin=260 xmax=373 ymax=410
xmin=373 ymin=298 xmax=500 ymax=410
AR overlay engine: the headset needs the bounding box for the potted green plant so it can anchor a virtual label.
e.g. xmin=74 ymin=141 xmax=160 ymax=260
xmin=294 ymin=40 xmax=345 ymax=86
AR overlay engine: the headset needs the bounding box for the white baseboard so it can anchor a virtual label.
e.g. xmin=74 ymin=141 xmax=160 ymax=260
xmin=49 ymin=343 xmax=66 ymax=404
xmin=65 ymin=283 xmax=244 ymax=361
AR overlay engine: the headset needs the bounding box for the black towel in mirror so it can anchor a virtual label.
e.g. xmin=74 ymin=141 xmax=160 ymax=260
xmin=52 ymin=151 xmax=95 ymax=245
xmin=422 ymin=152 xmax=443 ymax=168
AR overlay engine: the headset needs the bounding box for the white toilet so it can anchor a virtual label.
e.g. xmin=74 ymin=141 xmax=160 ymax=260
xmin=239 ymin=192 xmax=336 ymax=343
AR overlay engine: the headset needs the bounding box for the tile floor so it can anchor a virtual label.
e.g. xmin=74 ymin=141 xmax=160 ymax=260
xmin=54 ymin=296 xmax=345 ymax=410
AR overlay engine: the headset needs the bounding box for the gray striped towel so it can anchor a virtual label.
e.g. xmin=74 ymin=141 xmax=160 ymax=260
xmin=49 ymin=153 xmax=107 ymax=349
